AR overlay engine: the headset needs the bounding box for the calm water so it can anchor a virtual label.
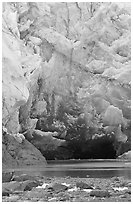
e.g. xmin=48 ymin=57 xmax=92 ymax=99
xmin=6 ymin=160 xmax=131 ymax=179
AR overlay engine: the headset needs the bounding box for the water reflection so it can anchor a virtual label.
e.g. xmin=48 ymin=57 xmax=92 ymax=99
xmin=40 ymin=168 xmax=131 ymax=179
xmin=13 ymin=162 xmax=131 ymax=180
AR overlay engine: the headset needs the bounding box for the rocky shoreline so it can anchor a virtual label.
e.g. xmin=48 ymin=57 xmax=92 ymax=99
xmin=2 ymin=172 xmax=131 ymax=202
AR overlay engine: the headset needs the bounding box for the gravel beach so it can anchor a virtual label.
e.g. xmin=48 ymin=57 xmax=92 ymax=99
xmin=2 ymin=173 xmax=131 ymax=202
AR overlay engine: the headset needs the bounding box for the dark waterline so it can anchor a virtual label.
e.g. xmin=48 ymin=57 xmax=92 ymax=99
xmin=39 ymin=168 xmax=131 ymax=179
xmin=4 ymin=160 xmax=131 ymax=179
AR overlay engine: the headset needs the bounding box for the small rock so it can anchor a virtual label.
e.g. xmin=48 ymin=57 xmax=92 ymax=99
xmin=30 ymin=198 xmax=40 ymax=202
xmin=2 ymin=180 xmax=40 ymax=193
xmin=126 ymin=190 xmax=131 ymax=194
xmin=24 ymin=188 xmax=50 ymax=199
xmin=12 ymin=191 xmax=24 ymax=194
xmin=2 ymin=191 xmax=10 ymax=197
xmin=126 ymin=183 xmax=131 ymax=187
xmin=112 ymin=177 xmax=120 ymax=182
xmin=2 ymin=171 xmax=14 ymax=183
xmin=59 ymin=196 xmax=70 ymax=201
xmin=48 ymin=197 xmax=57 ymax=202
xmin=96 ymin=186 xmax=101 ymax=190
xmin=2 ymin=181 xmax=22 ymax=193
xmin=23 ymin=180 xmax=41 ymax=191
xmin=76 ymin=181 xmax=93 ymax=189
xmin=46 ymin=177 xmax=52 ymax=181
xmin=90 ymin=190 xmax=110 ymax=197
xmin=7 ymin=195 xmax=20 ymax=202
xmin=120 ymin=194 xmax=128 ymax=198
xmin=12 ymin=174 xmax=37 ymax=182
xmin=48 ymin=183 xmax=68 ymax=193
xmin=120 ymin=181 xmax=128 ymax=187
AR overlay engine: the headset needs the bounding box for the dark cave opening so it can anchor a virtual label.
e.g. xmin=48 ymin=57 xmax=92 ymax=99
xmin=38 ymin=137 xmax=117 ymax=160
xmin=67 ymin=136 xmax=117 ymax=160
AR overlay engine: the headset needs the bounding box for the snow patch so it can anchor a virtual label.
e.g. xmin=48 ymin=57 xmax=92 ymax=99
xmin=68 ymin=186 xmax=78 ymax=192
xmin=36 ymin=183 xmax=49 ymax=189
xmin=113 ymin=187 xmax=128 ymax=191
xmin=83 ymin=189 xmax=93 ymax=193
xmin=61 ymin=182 xmax=71 ymax=187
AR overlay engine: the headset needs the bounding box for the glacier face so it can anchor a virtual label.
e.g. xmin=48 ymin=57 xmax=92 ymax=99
xmin=2 ymin=2 xmax=131 ymax=163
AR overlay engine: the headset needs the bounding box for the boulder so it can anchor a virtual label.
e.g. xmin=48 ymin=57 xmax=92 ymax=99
xmin=48 ymin=183 xmax=68 ymax=193
xmin=16 ymin=140 xmax=47 ymax=166
xmin=2 ymin=132 xmax=47 ymax=167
